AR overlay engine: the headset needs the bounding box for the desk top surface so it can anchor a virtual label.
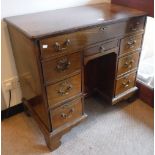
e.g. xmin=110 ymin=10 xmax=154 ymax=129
xmin=5 ymin=3 xmax=146 ymax=39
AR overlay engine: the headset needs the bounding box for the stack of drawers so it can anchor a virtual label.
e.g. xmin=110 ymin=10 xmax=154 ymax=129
xmin=39 ymin=16 xmax=146 ymax=130
xmin=115 ymin=17 xmax=145 ymax=98
xmin=5 ymin=3 xmax=147 ymax=151
xmin=39 ymin=21 xmax=126 ymax=131
xmin=40 ymin=37 xmax=84 ymax=130
xmin=39 ymin=21 xmax=127 ymax=131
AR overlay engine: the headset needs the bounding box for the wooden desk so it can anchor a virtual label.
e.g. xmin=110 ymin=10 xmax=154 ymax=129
xmin=5 ymin=3 xmax=147 ymax=151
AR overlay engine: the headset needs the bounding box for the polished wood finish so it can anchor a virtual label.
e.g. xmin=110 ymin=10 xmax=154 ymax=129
xmin=117 ymin=52 xmax=140 ymax=76
xmin=23 ymin=98 xmax=87 ymax=151
xmin=4 ymin=3 xmax=146 ymax=39
xmin=40 ymin=32 xmax=84 ymax=59
xmin=125 ymin=16 xmax=145 ymax=34
xmin=111 ymin=0 xmax=154 ymax=17
xmin=5 ymin=3 xmax=147 ymax=151
xmin=112 ymin=87 xmax=138 ymax=104
xmin=47 ymin=73 xmax=82 ymax=108
xmin=42 ymin=52 xmax=81 ymax=84
xmin=40 ymin=22 xmax=125 ymax=59
xmin=51 ymin=97 xmax=83 ymax=129
xmin=7 ymin=25 xmax=51 ymax=131
xmin=84 ymin=39 xmax=118 ymax=57
xmin=119 ymin=33 xmax=143 ymax=55
xmin=115 ymin=72 xmax=136 ymax=96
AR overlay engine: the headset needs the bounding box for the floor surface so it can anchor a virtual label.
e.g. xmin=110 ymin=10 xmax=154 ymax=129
xmin=2 ymin=98 xmax=154 ymax=155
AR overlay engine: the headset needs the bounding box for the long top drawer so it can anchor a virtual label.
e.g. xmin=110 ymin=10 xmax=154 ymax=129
xmin=39 ymin=16 xmax=145 ymax=59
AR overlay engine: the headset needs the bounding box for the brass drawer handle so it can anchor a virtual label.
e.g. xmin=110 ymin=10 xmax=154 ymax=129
xmin=124 ymin=59 xmax=135 ymax=68
xmin=54 ymin=39 xmax=71 ymax=52
xmin=127 ymin=39 xmax=136 ymax=49
xmin=61 ymin=108 xmax=75 ymax=119
xmin=56 ymin=57 xmax=71 ymax=72
xmin=122 ymin=79 xmax=131 ymax=88
xmin=100 ymin=27 xmax=108 ymax=31
xmin=58 ymin=81 xmax=73 ymax=96
xmin=131 ymin=27 xmax=137 ymax=31
xmin=130 ymin=22 xmax=140 ymax=31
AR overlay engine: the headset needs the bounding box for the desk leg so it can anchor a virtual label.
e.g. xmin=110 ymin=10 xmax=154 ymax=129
xmin=44 ymin=133 xmax=62 ymax=151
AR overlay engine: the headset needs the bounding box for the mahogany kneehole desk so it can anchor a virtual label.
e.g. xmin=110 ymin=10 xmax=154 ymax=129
xmin=5 ymin=3 xmax=147 ymax=151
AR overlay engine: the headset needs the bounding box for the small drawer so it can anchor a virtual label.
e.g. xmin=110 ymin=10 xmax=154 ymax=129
xmin=51 ymin=97 xmax=83 ymax=129
xmin=87 ymin=21 xmax=126 ymax=42
xmin=84 ymin=40 xmax=118 ymax=56
xmin=47 ymin=73 xmax=81 ymax=108
xmin=126 ymin=16 xmax=145 ymax=34
xmin=42 ymin=52 xmax=81 ymax=84
xmin=40 ymin=22 xmax=126 ymax=59
xmin=115 ymin=72 xmax=136 ymax=96
xmin=117 ymin=52 xmax=140 ymax=76
xmin=120 ymin=34 xmax=143 ymax=55
xmin=40 ymin=34 xmax=81 ymax=59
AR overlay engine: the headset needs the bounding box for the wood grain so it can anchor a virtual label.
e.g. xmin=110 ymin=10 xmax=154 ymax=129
xmin=51 ymin=97 xmax=82 ymax=129
xmin=119 ymin=33 xmax=143 ymax=55
xmin=117 ymin=52 xmax=140 ymax=76
xmin=84 ymin=39 xmax=118 ymax=57
xmin=8 ymin=25 xmax=51 ymax=131
xmin=42 ymin=52 xmax=81 ymax=84
xmin=115 ymin=72 xmax=136 ymax=96
xmin=47 ymin=74 xmax=82 ymax=108
xmin=5 ymin=3 xmax=147 ymax=151
xmin=40 ymin=21 xmax=126 ymax=59
xmin=4 ymin=3 xmax=147 ymax=39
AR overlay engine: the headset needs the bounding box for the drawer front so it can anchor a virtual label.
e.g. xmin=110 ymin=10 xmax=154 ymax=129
xmin=115 ymin=72 xmax=136 ymax=96
xmin=51 ymin=97 xmax=82 ymax=129
xmin=40 ymin=22 xmax=126 ymax=59
xmin=117 ymin=52 xmax=140 ymax=76
xmin=126 ymin=16 xmax=145 ymax=34
xmin=84 ymin=40 xmax=118 ymax=56
xmin=42 ymin=52 xmax=81 ymax=84
xmin=47 ymin=73 xmax=81 ymax=108
xmin=120 ymin=34 xmax=143 ymax=55
xmin=87 ymin=22 xmax=126 ymax=42
xmin=40 ymin=34 xmax=81 ymax=59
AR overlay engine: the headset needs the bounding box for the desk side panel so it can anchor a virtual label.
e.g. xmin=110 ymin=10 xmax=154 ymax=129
xmin=7 ymin=25 xmax=51 ymax=131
